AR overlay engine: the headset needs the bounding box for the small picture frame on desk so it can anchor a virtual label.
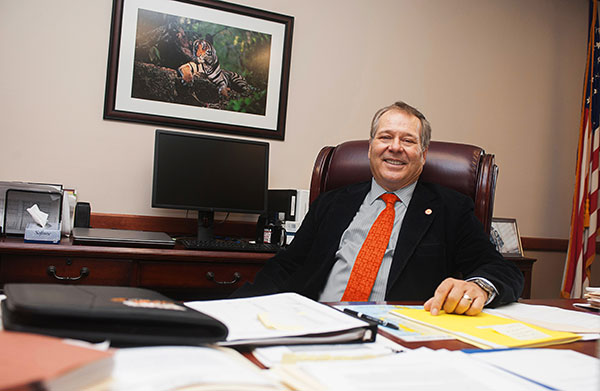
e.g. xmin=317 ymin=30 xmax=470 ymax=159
xmin=490 ymin=217 xmax=524 ymax=257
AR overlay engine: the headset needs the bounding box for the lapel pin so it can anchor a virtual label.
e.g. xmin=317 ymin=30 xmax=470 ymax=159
xmin=425 ymin=208 xmax=432 ymax=215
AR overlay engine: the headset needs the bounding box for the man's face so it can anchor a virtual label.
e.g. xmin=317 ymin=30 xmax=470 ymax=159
xmin=368 ymin=109 xmax=428 ymax=192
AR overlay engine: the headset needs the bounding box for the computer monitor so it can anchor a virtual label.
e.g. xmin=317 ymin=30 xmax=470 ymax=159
xmin=152 ymin=129 xmax=269 ymax=241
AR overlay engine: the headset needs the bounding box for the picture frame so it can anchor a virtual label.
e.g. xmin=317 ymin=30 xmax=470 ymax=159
xmin=104 ymin=0 xmax=294 ymax=140
xmin=490 ymin=217 xmax=524 ymax=257
xmin=3 ymin=189 xmax=63 ymax=235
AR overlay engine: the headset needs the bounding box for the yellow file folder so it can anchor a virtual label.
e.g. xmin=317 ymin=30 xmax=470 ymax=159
xmin=390 ymin=308 xmax=581 ymax=349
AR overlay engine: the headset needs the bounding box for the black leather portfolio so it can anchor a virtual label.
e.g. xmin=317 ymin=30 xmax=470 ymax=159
xmin=1 ymin=284 xmax=228 ymax=346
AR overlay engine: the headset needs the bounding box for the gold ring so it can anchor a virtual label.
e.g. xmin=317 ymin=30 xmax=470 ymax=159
xmin=462 ymin=294 xmax=473 ymax=302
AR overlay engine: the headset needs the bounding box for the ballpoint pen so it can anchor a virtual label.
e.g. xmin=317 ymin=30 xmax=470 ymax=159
xmin=343 ymin=308 xmax=400 ymax=330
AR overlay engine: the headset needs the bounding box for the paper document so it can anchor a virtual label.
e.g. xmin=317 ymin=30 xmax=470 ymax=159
xmin=337 ymin=304 xmax=454 ymax=342
xmin=485 ymin=302 xmax=600 ymax=333
xmin=185 ymin=293 xmax=376 ymax=346
xmin=466 ymin=348 xmax=600 ymax=391
xmin=253 ymin=334 xmax=405 ymax=367
xmin=274 ymin=348 xmax=551 ymax=391
xmin=109 ymin=346 xmax=284 ymax=391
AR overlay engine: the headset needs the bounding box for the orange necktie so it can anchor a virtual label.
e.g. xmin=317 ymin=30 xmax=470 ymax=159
xmin=342 ymin=193 xmax=399 ymax=301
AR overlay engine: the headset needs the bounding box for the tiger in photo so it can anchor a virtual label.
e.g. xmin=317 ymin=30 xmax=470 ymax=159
xmin=177 ymin=38 xmax=250 ymax=98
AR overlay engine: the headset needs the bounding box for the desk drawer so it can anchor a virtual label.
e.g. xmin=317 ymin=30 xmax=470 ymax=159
xmin=139 ymin=261 xmax=261 ymax=291
xmin=0 ymin=256 xmax=133 ymax=286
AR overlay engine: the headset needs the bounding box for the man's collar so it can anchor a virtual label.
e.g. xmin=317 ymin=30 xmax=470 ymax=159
xmin=367 ymin=178 xmax=417 ymax=205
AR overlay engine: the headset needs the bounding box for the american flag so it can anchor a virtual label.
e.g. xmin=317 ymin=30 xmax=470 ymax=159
xmin=562 ymin=0 xmax=600 ymax=298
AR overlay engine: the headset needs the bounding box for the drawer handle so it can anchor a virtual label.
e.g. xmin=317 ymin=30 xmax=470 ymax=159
xmin=206 ymin=271 xmax=241 ymax=285
xmin=47 ymin=265 xmax=90 ymax=281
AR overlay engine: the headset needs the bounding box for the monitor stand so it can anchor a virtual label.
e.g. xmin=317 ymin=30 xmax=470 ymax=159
xmin=197 ymin=211 xmax=215 ymax=241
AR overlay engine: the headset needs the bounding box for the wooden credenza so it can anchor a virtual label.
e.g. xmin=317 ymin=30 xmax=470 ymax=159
xmin=0 ymin=237 xmax=536 ymax=300
xmin=0 ymin=237 xmax=271 ymax=300
xmin=506 ymin=256 xmax=536 ymax=299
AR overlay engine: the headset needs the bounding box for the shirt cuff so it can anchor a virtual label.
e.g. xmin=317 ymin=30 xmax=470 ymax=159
xmin=466 ymin=277 xmax=498 ymax=306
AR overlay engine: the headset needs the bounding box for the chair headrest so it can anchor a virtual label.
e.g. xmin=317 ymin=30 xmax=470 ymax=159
xmin=324 ymin=140 xmax=484 ymax=201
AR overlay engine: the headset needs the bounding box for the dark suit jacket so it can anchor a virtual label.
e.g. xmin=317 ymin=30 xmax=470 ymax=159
xmin=232 ymin=180 xmax=524 ymax=306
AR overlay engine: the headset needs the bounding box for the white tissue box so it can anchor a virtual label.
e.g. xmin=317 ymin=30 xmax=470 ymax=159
xmin=24 ymin=223 xmax=61 ymax=244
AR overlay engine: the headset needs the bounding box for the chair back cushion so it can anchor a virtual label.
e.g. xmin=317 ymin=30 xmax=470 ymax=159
xmin=311 ymin=139 xmax=497 ymax=233
xmin=323 ymin=140 xmax=483 ymax=199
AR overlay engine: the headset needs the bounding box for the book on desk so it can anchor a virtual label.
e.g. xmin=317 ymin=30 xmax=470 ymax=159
xmin=0 ymin=331 xmax=114 ymax=391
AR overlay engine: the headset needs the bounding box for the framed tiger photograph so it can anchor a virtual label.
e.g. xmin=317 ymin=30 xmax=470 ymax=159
xmin=104 ymin=0 xmax=294 ymax=140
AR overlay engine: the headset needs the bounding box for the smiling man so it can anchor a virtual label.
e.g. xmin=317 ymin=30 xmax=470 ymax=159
xmin=232 ymin=101 xmax=523 ymax=315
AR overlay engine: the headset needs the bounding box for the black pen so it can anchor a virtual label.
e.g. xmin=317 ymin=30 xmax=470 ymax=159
xmin=343 ymin=308 xmax=399 ymax=330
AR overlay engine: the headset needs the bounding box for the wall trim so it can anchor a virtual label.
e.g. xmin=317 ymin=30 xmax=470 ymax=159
xmin=521 ymin=237 xmax=568 ymax=252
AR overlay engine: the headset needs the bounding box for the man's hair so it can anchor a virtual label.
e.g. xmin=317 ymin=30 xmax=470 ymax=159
xmin=370 ymin=101 xmax=432 ymax=151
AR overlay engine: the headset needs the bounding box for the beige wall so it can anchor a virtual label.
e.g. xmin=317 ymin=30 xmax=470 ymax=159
xmin=0 ymin=1 xmax=590 ymax=297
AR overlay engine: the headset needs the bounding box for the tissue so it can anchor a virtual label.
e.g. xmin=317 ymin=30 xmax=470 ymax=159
xmin=26 ymin=204 xmax=48 ymax=227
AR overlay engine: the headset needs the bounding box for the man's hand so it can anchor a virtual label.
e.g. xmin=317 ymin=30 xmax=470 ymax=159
xmin=423 ymin=278 xmax=488 ymax=316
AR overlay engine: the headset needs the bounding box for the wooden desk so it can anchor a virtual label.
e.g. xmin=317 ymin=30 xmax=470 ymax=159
xmin=0 ymin=237 xmax=271 ymax=300
xmin=242 ymin=298 xmax=598 ymax=372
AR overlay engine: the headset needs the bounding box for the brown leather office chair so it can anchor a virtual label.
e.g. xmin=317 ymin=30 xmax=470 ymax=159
xmin=309 ymin=140 xmax=498 ymax=234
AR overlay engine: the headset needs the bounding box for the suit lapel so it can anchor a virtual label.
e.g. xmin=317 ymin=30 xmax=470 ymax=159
xmin=303 ymin=182 xmax=371 ymax=297
xmin=387 ymin=181 xmax=439 ymax=290
xmin=317 ymin=182 xmax=370 ymax=270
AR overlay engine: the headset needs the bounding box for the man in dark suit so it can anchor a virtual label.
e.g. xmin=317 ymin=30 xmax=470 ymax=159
xmin=233 ymin=101 xmax=523 ymax=315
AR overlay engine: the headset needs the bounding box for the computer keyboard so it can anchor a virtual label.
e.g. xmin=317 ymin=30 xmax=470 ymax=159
xmin=180 ymin=239 xmax=281 ymax=253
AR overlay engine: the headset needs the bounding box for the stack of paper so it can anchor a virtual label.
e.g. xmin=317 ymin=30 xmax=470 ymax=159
xmin=390 ymin=308 xmax=581 ymax=349
xmin=253 ymin=334 xmax=405 ymax=367
xmin=466 ymin=348 xmax=599 ymax=391
xmin=272 ymin=348 xmax=600 ymax=391
xmin=584 ymin=287 xmax=600 ymax=310
xmin=485 ymin=302 xmax=600 ymax=334
xmin=107 ymin=346 xmax=285 ymax=391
